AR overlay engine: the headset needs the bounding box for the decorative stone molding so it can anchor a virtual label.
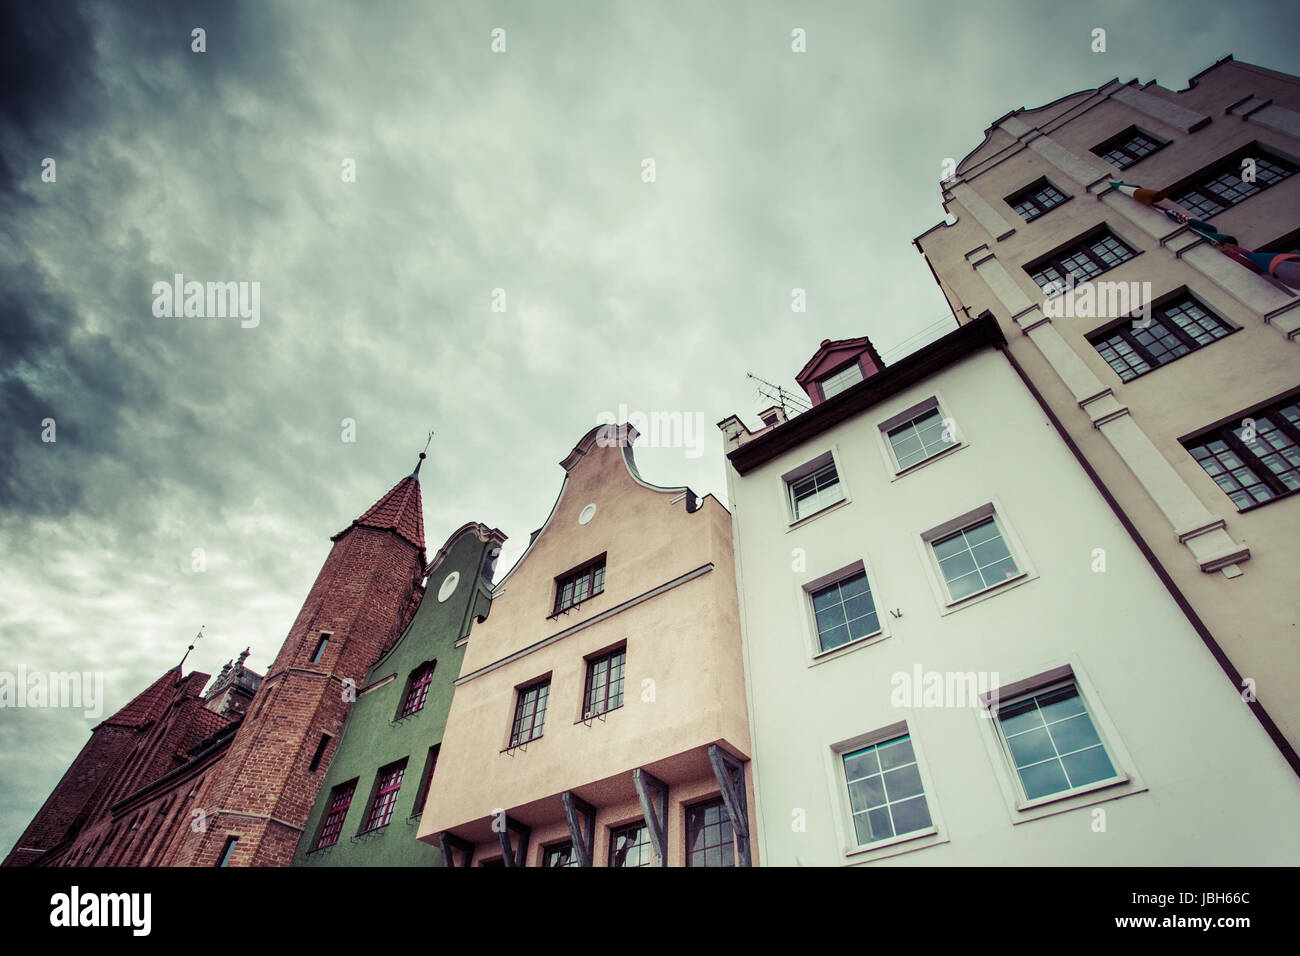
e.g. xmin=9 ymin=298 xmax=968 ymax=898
xmin=1110 ymin=84 xmax=1212 ymax=133
xmin=952 ymin=182 xmax=1016 ymax=241
xmin=968 ymin=248 xmax=1250 ymax=575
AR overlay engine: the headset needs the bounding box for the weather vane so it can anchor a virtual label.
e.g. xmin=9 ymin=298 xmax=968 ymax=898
xmin=179 ymin=625 xmax=204 ymax=670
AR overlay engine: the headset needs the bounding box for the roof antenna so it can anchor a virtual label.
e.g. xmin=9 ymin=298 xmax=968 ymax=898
xmin=411 ymin=429 xmax=434 ymax=479
xmin=179 ymin=625 xmax=204 ymax=671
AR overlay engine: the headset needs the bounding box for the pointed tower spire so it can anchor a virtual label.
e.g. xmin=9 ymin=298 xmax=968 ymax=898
xmin=333 ymin=456 xmax=427 ymax=555
xmin=410 ymin=430 xmax=433 ymax=479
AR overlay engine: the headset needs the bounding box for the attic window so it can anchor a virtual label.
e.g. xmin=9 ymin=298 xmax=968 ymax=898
xmin=819 ymin=362 xmax=864 ymax=400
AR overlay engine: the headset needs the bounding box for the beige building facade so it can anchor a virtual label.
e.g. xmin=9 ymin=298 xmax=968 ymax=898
xmin=914 ymin=56 xmax=1300 ymax=764
xmin=416 ymin=425 xmax=755 ymax=866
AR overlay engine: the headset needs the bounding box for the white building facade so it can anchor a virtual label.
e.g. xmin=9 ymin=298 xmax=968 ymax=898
xmin=719 ymin=315 xmax=1300 ymax=866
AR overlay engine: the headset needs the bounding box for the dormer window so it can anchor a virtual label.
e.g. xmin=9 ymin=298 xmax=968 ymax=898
xmin=818 ymin=362 xmax=864 ymax=400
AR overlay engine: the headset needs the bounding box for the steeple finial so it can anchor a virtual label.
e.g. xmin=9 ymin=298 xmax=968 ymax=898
xmin=411 ymin=430 xmax=434 ymax=479
xmin=178 ymin=625 xmax=204 ymax=671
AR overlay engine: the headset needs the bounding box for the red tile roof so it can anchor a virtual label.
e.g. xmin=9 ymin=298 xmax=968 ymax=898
xmin=182 ymin=706 xmax=235 ymax=754
xmin=100 ymin=668 xmax=181 ymax=728
xmin=335 ymin=475 xmax=425 ymax=552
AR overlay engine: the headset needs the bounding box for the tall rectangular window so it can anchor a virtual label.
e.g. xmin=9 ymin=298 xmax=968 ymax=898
xmin=554 ymin=558 xmax=606 ymax=614
xmin=608 ymin=821 xmax=654 ymax=867
xmin=930 ymin=515 xmax=1020 ymax=602
xmin=509 ymin=679 xmax=550 ymax=747
xmin=818 ymin=362 xmax=864 ymax=400
xmin=842 ymin=734 xmax=933 ymax=847
xmin=1184 ymin=396 xmax=1300 ymax=510
xmin=315 ymin=780 xmax=356 ymax=849
xmin=216 ymin=836 xmax=239 ymax=867
xmin=362 ymin=760 xmax=407 ymax=832
xmin=810 ymin=570 xmax=880 ymax=653
xmin=309 ymin=634 xmax=329 ymax=664
xmin=788 ymin=460 xmax=842 ymax=520
xmin=583 ymin=646 xmax=626 ymax=717
xmin=398 ymin=662 xmax=436 ymax=719
xmin=1089 ymin=295 xmax=1235 ymax=382
xmin=1006 ymin=178 xmax=1069 ymax=222
xmin=685 ymin=798 xmax=734 ymax=867
xmin=410 ymin=745 xmax=440 ymax=819
xmin=1091 ymin=126 xmax=1168 ymax=169
xmin=1169 ymin=146 xmax=1296 ymax=220
xmin=995 ymin=683 xmax=1117 ymax=801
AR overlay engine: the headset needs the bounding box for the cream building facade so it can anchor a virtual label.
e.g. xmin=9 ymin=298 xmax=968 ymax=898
xmin=417 ymin=425 xmax=755 ymax=866
xmin=719 ymin=317 xmax=1300 ymax=866
xmin=915 ymin=56 xmax=1300 ymax=761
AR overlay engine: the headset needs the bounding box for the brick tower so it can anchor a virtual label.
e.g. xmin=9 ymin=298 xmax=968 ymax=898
xmin=165 ymin=457 xmax=429 ymax=866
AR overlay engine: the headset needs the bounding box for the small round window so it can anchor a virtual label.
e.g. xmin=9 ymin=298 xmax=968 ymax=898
xmin=579 ymin=503 xmax=597 ymax=525
xmin=437 ymin=571 xmax=460 ymax=602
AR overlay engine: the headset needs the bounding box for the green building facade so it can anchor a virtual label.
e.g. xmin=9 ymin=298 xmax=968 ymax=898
xmin=292 ymin=522 xmax=505 ymax=866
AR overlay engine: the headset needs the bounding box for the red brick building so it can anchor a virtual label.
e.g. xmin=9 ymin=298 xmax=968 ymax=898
xmin=3 ymin=460 xmax=429 ymax=867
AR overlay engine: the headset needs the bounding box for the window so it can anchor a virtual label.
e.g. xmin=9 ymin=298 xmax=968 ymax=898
xmin=583 ymin=646 xmax=626 ymax=717
xmin=1006 ymin=178 xmax=1069 ymax=222
xmin=509 ymin=679 xmax=550 ymax=747
xmin=788 ymin=460 xmax=843 ymax=520
xmin=315 ymin=781 xmax=356 ymax=849
xmin=410 ymin=745 xmax=440 ymax=818
xmin=362 ymin=760 xmax=407 ymax=832
xmin=1027 ymin=229 xmax=1137 ymax=294
xmin=930 ymin=515 xmax=1020 ymax=603
xmin=1169 ymin=146 xmax=1296 ymax=220
xmin=995 ymin=682 xmax=1118 ymax=801
xmin=1183 ymin=396 xmax=1300 ymax=510
xmin=554 ymin=558 xmax=606 ymax=614
xmin=886 ymin=406 xmax=955 ymax=470
xmin=309 ymin=634 xmax=329 ymax=664
xmin=810 ymin=570 xmax=880 ymax=653
xmin=543 ymin=842 xmax=578 ymax=867
xmin=398 ymin=662 xmax=436 ymax=719
xmin=307 ymin=733 xmax=331 ymax=773
xmin=842 ymin=734 xmax=933 ymax=847
xmin=216 ymin=836 xmax=238 ymax=867
xmin=608 ymin=821 xmax=654 ymax=867
xmin=685 ymin=798 xmax=734 ymax=867
xmin=818 ymin=362 xmax=864 ymax=399
xmin=1091 ymin=126 xmax=1169 ymax=169
xmin=1089 ymin=294 xmax=1235 ymax=382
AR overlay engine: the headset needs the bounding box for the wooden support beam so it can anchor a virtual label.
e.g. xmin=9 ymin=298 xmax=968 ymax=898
xmin=560 ymin=791 xmax=597 ymax=867
xmin=494 ymin=813 xmax=532 ymax=867
xmin=438 ymin=831 xmax=475 ymax=867
xmin=708 ymin=743 xmax=752 ymax=867
xmin=632 ymin=767 xmax=669 ymax=867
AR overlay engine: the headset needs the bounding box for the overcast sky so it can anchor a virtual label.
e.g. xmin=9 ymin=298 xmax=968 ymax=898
xmin=1 ymin=0 xmax=1295 ymax=859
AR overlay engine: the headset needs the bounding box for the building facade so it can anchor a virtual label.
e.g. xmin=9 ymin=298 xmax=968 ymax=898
xmin=914 ymin=57 xmax=1300 ymax=761
xmin=417 ymin=425 xmax=756 ymax=867
xmin=3 ymin=651 xmax=261 ymax=867
xmin=719 ymin=315 xmax=1300 ymax=866
xmin=293 ymin=521 xmax=505 ymax=867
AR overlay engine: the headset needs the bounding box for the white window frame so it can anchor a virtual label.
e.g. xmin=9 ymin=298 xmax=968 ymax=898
xmin=916 ymin=499 xmax=1037 ymax=614
xmin=825 ymin=720 xmax=948 ymax=864
xmin=818 ymin=361 xmax=865 ymax=400
xmin=778 ymin=446 xmax=851 ymax=529
xmin=796 ymin=557 xmax=890 ymax=666
xmin=874 ymin=393 xmax=967 ymax=479
xmin=975 ymin=658 xmax=1146 ymax=823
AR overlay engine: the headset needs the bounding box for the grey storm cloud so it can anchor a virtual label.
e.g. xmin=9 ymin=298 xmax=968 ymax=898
xmin=1 ymin=0 xmax=1296 ymax=857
